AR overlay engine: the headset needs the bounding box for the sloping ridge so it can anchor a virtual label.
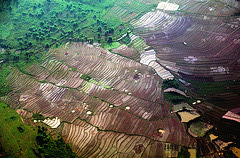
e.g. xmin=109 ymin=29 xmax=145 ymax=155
xmin=4 ymin=43 xmax=197 ymax=157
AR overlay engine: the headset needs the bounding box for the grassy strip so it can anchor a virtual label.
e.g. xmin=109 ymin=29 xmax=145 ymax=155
xmin=104 ymin=42 xmax=121 ymax=50
xmin=0 ymin=65 xmax=12 ymax=97
xmin=0 ymin=101 xmax=38 ymax=157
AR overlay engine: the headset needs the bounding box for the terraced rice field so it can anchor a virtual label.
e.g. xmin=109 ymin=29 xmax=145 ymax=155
xmin=125 ymin=1 xmax=240 ymax=146
xmin=112 ymin=44 xmax=141 ymax=61
xmin=104 ymin=0 xmax=155 ymax=23
xmin=131 ymin=1 xmax=240 ymax=82
xmin=1 ymin=0 xmax=239 ymax=157
xmin=3 ymin=43 xmax=197 ymax=157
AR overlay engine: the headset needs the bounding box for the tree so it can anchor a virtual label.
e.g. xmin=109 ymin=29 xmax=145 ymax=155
xmin=89 ymin=38 xmax=93 ymax=44
xmin=73 ymin=22 xmax=78 ymax=28
xmin=97 ymin=26 xmax=102 ymax=33
xmin=162 ymin=79 xmax=180 ymax=89
xmin=97 ymin=33 xmax=101 ymax=38
xmin=107 ymin=36 xmax=113 ymax=43
xmin=109 ymin=27 xmax=114 ymax=34
xmin=104 ymin=30 xmax=109 ymax=36
xmin=35 ymin=126 xmax=77 ymax=157
xmin=13 ymin=54 xmax=19 ymax=62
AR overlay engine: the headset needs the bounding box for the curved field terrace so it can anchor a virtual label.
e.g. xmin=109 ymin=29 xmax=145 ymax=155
xmin=4 ymin=43 xmax=197 ymax=157
xmin=0 ymin=0 xmax=240 ymax=157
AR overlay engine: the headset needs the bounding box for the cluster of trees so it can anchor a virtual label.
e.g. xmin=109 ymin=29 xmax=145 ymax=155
xmin=162 ymin=79 xmax=180 ymax=90
xmin=97 ymin=24 xmax=115 ymax=44
xmin=0 ymin=0 xmax=127 ymax=97
xmin=0 ymin=0 xmax=125 ymax=66
xmin=0 ymin=0 xmax=120 ymax=49
xmin=0 ymin=50 xmax=40 ymax=64
xmin=34 ymin=126 xmax=77 ymax=158
xmin=162 ymin=79 xmax=189 ymax=104
xmin=177 ymin=147 xmax=190 ymax=158
xmin=32 ymin=112 xmax=45 ymax=120
xmin=164 ymin=92 xmax=188 ymax=104
xmin=0 ymin=0 xmax=18 ymax=12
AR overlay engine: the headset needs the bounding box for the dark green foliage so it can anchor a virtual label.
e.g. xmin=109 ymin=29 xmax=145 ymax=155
xmin=80 ymin=74 xmax=91 ymax=81
xmin=0 ymin=0 xmax=134 ymax=69
xmin=178 ymin=147 xmax=190 ymax=158
xmin=17 ymin=126 xmax=25 ymax=133
xmin=35 ymin=126 xmax=77 ymax=158
xmin=72 ymin=67 xmax=77 ymax=71
xmin=0 ymin=0 xmax=18 ymax=12
xmin=107 ymin=36 xmax=113 ymax=43
xmin=0 ymin=48 xmax=44 ymax=69
xmin=36 ymin=127 xmax=49 ymax=146
xmin=164 ymin=92 xmax=188 ymax=104
xmin=105 ymin=30 xmax=109 ymax=36
xmin=162 ymin=79 xmax=180 ymax=90
xmin=97 ymin=26 xmax=102 ymax=32
xmin=97 ymin=33 xmax=101 ymax=38
xmin=109 ymin=27 xmax=114 ymax=34
xmin=186 ymin=79 xmax=240 ymax=96
xmin=10 ymin=116 xmax=17 ymax=121
xmin=32 ymin=112 xmax=45 ymax=120
xmin=0 ymin=0 xmax=121 ymax=54
xmin=162 ymin=78 xmax=189 ymax=104
xmin=89 ymin=38 xmax=94 ymax=44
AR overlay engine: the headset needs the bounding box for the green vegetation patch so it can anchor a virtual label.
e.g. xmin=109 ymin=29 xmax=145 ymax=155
xmin=71 ymin=67 xmax=77 ymax=71
xmin=178 ymin=147 xmax=190 ymax=158
xmin=80 ymin=74 xmax=92 ymax=81
xmin=121 ymin=33 xmax=131 ymax=45
xmin=0 ymin=0 xmax=124 ymax=51
xmin=0 ymin=101 xmax=38 ymax=157
xmin=131 ymin=37 xmax=149 ymax=52
xmin=34 ymin=126 xmax=77 ymax=158
xmin=104 ymin=42 xmax=121 ymax=50
xmin=104 ymin=0 xmax=156 ymax=23
xmin=32 ymin=112 xmax=46 ymax=121
xmin=186 ymin=80 xmax=240 ymax=96
xmin=104 ymin=85 xmax=111 ymax=89
xmin=162 ymin=79 xmax=180 ymax=90
xmin=189 ymin=120 xmax=212 ymax=137
xmin=164 ymin=92 xmax=188 ymax=104
xmin=0 ymin=66 xmax=11 ymax=97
